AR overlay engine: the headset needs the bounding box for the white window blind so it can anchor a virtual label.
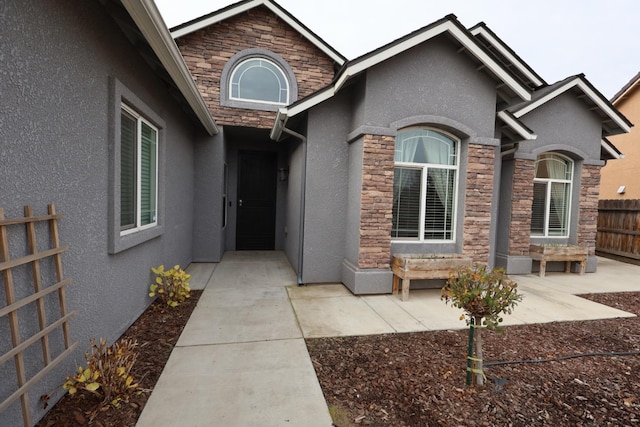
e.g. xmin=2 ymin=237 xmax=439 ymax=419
xmin=531 ymin=153 xmax=573 ymax=237
xmin=392 ymin=129 xmax=458 ymax=241
xmin=120 ymin=104 xmax=158 ymax=234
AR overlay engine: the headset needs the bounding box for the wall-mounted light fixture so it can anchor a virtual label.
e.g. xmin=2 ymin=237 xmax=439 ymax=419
xmin=617 ymin=185 xmax=626 ymax=194
xmin=278 ymin=168 xmax=289 ymax=182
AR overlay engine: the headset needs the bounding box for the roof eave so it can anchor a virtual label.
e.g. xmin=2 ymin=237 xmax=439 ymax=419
xmin=512 ymin=76 xmax=632 ymax=135
xmin=469 ymin=24 xmax=545 ymax=88
xmin=121 ymin=0 xmax=219 ymax=135
xmin=497 ymin=110 xmax=537 ymax=141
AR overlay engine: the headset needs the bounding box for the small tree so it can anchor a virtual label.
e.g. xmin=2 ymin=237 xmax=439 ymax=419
xmin=441 ymin=264 xmax=523 ymax=386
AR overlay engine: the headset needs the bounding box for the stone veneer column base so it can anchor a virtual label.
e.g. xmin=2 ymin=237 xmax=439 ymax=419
xmin=341 ymin=259 xmax=393 ymax=295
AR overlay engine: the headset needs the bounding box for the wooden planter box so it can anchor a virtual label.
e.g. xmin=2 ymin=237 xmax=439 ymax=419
xmin=529 ymin=244 xmax=587 ymax=277
xmin=392 ymin=254 xmax=473 ymax=301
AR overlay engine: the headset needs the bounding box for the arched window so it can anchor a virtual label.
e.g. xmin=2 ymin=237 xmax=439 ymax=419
xmin=392 ymin=128 xmax=459 ymax=241
xmin=531 ymin=153 xmax=573 ymax=237
xmin=229 ymin=57 xmax=289 ymax=105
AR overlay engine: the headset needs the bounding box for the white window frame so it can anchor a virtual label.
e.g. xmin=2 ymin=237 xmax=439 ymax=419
xmin=120 ymin=103 xmax=159 ymax=236
xmin=392 ymin=128 xmax=460 ymax=243
xmin=229 ymin=57 xmax=289 ymax=106
xmin=531 ymin=153 xmax=573 ymax=238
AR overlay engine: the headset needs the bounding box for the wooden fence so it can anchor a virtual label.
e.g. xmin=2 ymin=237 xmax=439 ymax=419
xmin=596 ymin=199 xmax=640 ymax=260
xmin=0 ymin=205 xmax=76 ymax=427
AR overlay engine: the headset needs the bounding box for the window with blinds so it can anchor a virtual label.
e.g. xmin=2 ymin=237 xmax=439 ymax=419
xmin=531 ymin=153 xmax=573 ymax=237
xmin=120 ymin=104 xmax=158 ymax=234
xmin=392 ymin=129 xmax=458 ymax=241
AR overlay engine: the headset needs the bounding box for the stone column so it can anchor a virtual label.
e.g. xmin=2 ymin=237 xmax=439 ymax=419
xmin=577 ymin=164 xmax=601 ymax=257
xmin=463 ymin=144 xmax=495 ymax=264
xmin=358 ymin=134 xmax=395 ymax=269
xmin=508 ymin=158 xmax=535 ymax=256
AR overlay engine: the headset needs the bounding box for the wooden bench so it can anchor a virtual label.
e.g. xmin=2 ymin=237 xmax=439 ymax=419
xmin=392 ymin=254 xmax=472 ymax=301
xmin=529 ymin=244 xmax=587 ymax=278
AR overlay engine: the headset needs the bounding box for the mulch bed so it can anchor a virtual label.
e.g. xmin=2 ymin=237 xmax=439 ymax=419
xmin=307 ymin=292 xmax=640 ymax=426
xmin=36 ymin=290 xmax=202 ymax=427
xmin=37 ymin=290 xmax=640 ymax=427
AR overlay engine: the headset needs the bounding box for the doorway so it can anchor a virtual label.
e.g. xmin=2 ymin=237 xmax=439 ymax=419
xmin=236 ymin=150 xmax=278 ymax=250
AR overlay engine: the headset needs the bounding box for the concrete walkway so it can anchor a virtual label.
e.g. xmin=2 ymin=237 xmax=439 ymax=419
xmin=137 ymin=253 xmax=640 ymax=426
xmin=136 ymin=252 xmax=333 ymax=427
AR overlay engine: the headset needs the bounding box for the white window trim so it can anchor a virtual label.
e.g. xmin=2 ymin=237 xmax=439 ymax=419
xmin=229 ymin=57 xmax=289 ymax=106
xmin=532 ymin=154 xmax=573 ymax=238
xmin=392 ymin=130 xmax=460 ymax=243
xmin=120 ymin=103 xmax=159 ymax=236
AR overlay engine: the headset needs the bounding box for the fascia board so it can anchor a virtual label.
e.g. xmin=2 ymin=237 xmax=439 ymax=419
xmin=171 ymin=0 xmax=346 ymax=65
xmin=121 ymin=0 xmax=219 ymax=135
xmin=497 ymin=110 xmax=537 ymax=140
xmin=286 ymin=86 xmax=336 ymax=117
xmin=470 ymin=26 xmax=544 ymax=87
xmin=335 ymin=21 xmax=531 ymax=101
xmin=601 ymin=139 xmax=623 ymax=160
xmin=513 ymin=79 xmax=631 ymax=134
xmin=171 ymin=0 xmax=260 ymax=38
xmin=612 ymin=78 xmax=640 ymax=105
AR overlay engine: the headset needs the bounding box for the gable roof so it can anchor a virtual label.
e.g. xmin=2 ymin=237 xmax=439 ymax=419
xmin=508 ymin=74 xmax=632 ymax=137
xmin=469 ymin=23 xmax=545 ymax=90
xmin=272 ymin=14 xmax=532 ymax=140
xmin=117 ymin=0 xmax=219 ymax=135
xmin=611 ymin=71 xmax=640 ymax=105
xmin=170 ymin=0 xmax=346 ymax=66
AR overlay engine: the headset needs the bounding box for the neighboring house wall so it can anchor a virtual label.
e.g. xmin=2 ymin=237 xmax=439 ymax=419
xmin=600 ymin=83 xmax=640 ymax=199
xmin=0 ymin=1 xmax=202 ymax=425
xmin=175 ymin=5 xmax=336 ymax=128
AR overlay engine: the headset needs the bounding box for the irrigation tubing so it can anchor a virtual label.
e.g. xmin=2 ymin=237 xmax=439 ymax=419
xmin=484 ymin=350 xmax=640 ymax=367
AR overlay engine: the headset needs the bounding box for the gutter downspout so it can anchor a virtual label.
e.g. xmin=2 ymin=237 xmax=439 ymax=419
xmin=280 ymin=127 xmax=307 ymax=286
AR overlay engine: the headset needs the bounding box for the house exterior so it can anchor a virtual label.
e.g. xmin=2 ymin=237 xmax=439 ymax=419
xmin=0 ymin=0 xmax=631 ymax=425
xmin=172 ymin=0 xmax=630 ymax=292
xmin=600 ymin=72 xmax=640 ymax=199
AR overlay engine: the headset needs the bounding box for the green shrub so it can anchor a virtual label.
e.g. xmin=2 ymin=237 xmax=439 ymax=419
xmin=441 ymin=264 xmax=522 ymax=330
xmin=63 ymin=338 xmax=141 ymax=407
xmin=149 ymin=264 xmax=191 ymax=307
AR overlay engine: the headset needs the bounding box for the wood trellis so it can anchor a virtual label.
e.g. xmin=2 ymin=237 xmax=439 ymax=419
xmin=0 ymin=205 xmax=77 ymax=427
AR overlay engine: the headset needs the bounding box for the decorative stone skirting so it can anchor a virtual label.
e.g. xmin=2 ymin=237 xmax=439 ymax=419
xmin=462 ymin=144 xmax=495 ymax=263
xmin=358 ymin=134 xmax=395 ymax=269
xmin=508 ymin=158 xmax=535 ymax=256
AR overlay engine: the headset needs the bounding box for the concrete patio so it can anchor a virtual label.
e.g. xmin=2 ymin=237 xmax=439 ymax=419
xmin=136 ymin=253 xmax=639 ymax=427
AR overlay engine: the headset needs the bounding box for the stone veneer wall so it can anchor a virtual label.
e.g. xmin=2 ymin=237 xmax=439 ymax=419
xmin=462 ymin=144 xmax=495 ymax=263
xmin=358 ymin=134 xmax=395 ymax=269
xmin=508 ymin=158 xmax=535 ymax=256
xmin=176 ymin=6 xmax=336 ymax=128
xmin=577 ymin=164 xmax=601 ymax=256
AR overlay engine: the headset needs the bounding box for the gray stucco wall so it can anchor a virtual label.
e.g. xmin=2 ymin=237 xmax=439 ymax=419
xmin=193 ymin=130 xmax=226 ymax=262
xmin=361 ymin=36 xmax=497 ymax=137
xmin=284 ymin=138 xmax=304 ymax=278
xmin=0 ymin=1 xmax=202 ymax=425
xmin=300 ymin=93 xmax=352 ymax=283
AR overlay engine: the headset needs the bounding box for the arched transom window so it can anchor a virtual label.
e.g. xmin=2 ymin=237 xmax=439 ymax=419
xmin=392 ymin=128 xmax=459 ymax=241
xmin=229 ymin=57 xmax=289 ymax=105
xmin=531 ymin=153 xmax=573 ymax=237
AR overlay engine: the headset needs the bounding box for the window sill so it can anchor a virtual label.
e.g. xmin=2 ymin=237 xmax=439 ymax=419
xmin=109 ymin=225 xmax=163 ymax=254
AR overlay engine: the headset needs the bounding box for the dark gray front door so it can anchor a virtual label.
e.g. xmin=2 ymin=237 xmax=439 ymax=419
xmin=236 ymin=150 xmax=277 ymax=250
